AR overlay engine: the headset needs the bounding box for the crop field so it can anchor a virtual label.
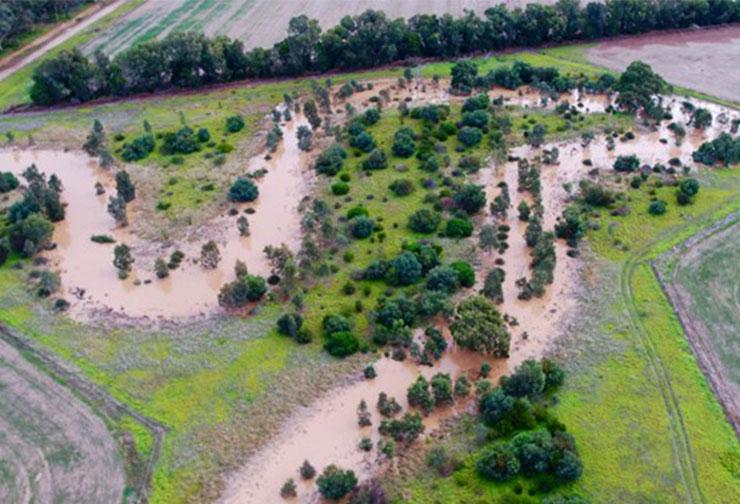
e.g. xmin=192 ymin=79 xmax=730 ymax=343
xmin=587 ymin=25 xmax=740 ymax=104
xmin=83 ymin=0 xmax=557 ymax=56
xmin=655 ymin=215 xmax=740 ymax=434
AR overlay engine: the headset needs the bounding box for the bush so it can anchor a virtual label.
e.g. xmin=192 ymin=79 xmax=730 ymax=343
xmin=477 ymin=443 xmax=520 ymax=481
xmin=277 ymin=313 xmax=304 ymax=338
xmin=444 ymin=218 xmax=474 ymax=238
xmin=349 ymin=216 xmax=375 ymax=239
xmin=450 ymin=260 xmax=475 ymax=287
xmin=479 ymin=387 xmax=514 ymax=425
xmin=392 ymin=128 xmax=416 ymax=157
xmin=331 ymin=182 xmax=350 ymax=195
xmin=501 ymin=359 xmax=546 ymax=398
xmin=226 ymin=115 xmax=245 ymax=132
xmin=351 ymin=131 xmax=376 ymax=152
xmin=324 ymin=331 xmax=360 ymax=357
xmin=300 ymin=460 xmax=316 ymax=480
xmin=613 ymin=154 xmax=639 ymax=172
xmin=363 ymin=149 xmax=388 ymax=170
xmin=408 ymin=209 xmax=441 ymax=234
xmin=389 ymin=178 xmax=414 ymax=196
xmin=314 ymin=144 xmax=347 ymax=176
xmin=229 ymin=178 xmax=259 ymax=202
xmin=121 ymin=134 xmax=155 ymax=161
xmin=648 ymin=199 xmax=667 ymax=215
xmin=316 ymin=465 xmax=358 ymax=500
xmin=458 ymin=126 xmax=483 ymax=147
xmin=0 ymin=172 xmax=19 ymax=193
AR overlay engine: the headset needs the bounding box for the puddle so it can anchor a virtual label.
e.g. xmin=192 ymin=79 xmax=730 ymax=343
xmin=0 ymin=116 xmax=314 ymax=321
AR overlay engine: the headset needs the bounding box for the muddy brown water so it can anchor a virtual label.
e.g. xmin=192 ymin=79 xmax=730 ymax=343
xmin=218 ymin=93 xmax=739 ymax=503
xmin=0 ymin=116 xmax=313 ymax=321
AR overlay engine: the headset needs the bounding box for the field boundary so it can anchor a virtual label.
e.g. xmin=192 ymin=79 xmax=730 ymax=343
xmin=652 ymin=212 xmax=740 ymax=437
xmin=0 ymin=323 xmax=167 ymax=503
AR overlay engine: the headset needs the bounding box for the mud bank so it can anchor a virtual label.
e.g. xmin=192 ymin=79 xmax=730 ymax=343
xmin=0 ymin=116 xmax=314 ymax=321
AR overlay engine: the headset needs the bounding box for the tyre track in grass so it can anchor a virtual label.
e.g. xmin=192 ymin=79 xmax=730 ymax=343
xmin=0 ymin=324 xmax=167 ymax=504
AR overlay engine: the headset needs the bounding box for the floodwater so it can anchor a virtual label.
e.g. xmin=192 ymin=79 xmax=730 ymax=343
xmin=587 ymin=25 xmax=740 ymax=103
xmin=0 ymin=116 xmax=313 ymax=321
xmin=218 ymin=92 xmax=740 ymax=503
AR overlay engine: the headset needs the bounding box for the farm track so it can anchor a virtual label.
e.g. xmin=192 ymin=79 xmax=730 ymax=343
xmin=617 ymin=195 xmax=740 ymax=503
xmin=652 ymin=212 xmax=740 ymax=437
xmin=0 ymin=323 xmax=167 ymax=504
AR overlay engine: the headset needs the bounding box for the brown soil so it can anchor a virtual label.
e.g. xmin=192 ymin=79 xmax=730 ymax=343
xmin=587 ymin=24 xmax=740 ymax=104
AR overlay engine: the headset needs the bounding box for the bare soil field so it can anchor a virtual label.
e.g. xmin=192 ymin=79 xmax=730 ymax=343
xmin=587 ymin=25 xmax=740 ymax=104
xmin=655 ymin=215 xmax=740 ymax=435
xmin=0 ymin=340 xmax=125 ymax=504
xmin=84 ymin=0 xmax=558 ymax=56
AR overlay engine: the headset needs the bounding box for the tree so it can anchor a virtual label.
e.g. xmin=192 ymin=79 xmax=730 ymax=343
xmin=476 ymin=443 xmax=520 ymax=481
xmin=349 ymin=216 xmax=375 ymax=239
xmin=300 ymin=460 xmax=316 ymax=480
xmin=304 ymin=99 xmax=322 ymax=130
xmin=501 ymin=359 xmax=545 ymax=398
xmin=316 ymin=465 xmax=358 ymax=500
xmin=453 ymin=184 xmax=486 ymax=214
xmin=386 ymin=251 xmax=422 ymax=286
xmin=237 ymin=215 xmax=250 ymax=236
xmin=407 ymin=209 xmax=441 ymax=234
xmin=280 ymin=478 xmax=297 ymax=498
xmin=450 ymin=260 xmax=475 ymax=288
xmin=426 ymin=266 xmax=460 ymax=294
xmin=83 ymin=120 xmax=105 ymax=156
xmin=444 ymin=218 xmax=474 ymax=238
xmin=613 ymin=154 xmax=640 ymax=172
xmin=107 ymin=195 xmax=128 ymax=226
xmin=511 ymin=429 xmax=553 ymax=475
xmin=614 ymin=61 xmax=667 ymax=112
xmin=115 ymin=170 xmax=136 ymax=202
xmin=154 ymin=257 xmax=169 ymax=279
xmin=457 ymin=126 xmax=483 ymax=147
xmin=277 ymin=312 xmax=304 ymax=338
xmin=362 ymin=149 xmax=387 ymax=170
xmin=200 ymin=240 xmax=221 ymax=269
xmin=113 ymin=244 xmax=134 ymax=279
xmin=229 ymin=178 xmax=259 ymax=202
xmin=450 ymin=60 xmax=478 ymax=94
xmin=648 ymin=199 xmax=668 ymax=215
xmin=357 ymin=399 xmax=372 ymax=427
xmin=690 ymin=108 xmax=712 ymax=129
xmin=479 ymin=387 xmax=514 ymax=425
xmin=478 ymin=224 xmax=499 ymax=253
xmin=555 ymin=206 xmax=585 ymax=247
xmin=297 ymin=125 xmax=313 ymax=151
xmin=348 ymin=479 xmax=388 ymax=504
xmin=0 ymin=172 xmax=19 ymax=193
xmin=324 ymin=331 xmax=360 ymax=357
xmin=407 ymin=375 xmax=434 ymax=415
xmin=389 ymin=178 xmax=414 ymax=196
xmin=314 ymin=144 xmax=347 ymax=176
xmin=226 ymin=115 xmax=245 ymax=132
xmin=392 ymin=128 xmax=416 ymax=157
xmin=482 ymin=267 xmax=505 ymax=303
xmin=431 ymin=373 xmax=454 ymax=406
xmin=528 ymin=124 xmax=547 ymax=148
xmin=451 ymin=296 xmax=510 ymax=356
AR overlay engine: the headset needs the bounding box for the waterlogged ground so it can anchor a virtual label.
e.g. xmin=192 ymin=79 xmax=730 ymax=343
xmin=0 ymin=116 xmax=313 ymax=321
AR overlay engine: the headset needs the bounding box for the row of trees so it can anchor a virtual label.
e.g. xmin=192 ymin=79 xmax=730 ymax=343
xmin=0 ymin=0 xmax=94 ymax=52
xmin=30 ymin=0 xmax=740 ymax=105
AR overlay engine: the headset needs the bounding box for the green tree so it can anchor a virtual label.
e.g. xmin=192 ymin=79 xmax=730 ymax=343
xmin=113 ymin=244 xmax=134 ymax=279
xmin=451 ymin=296 xmax=510 ymax=356
xmin=316 ymin=465 xmax=358 ymax=500
xmin=501 ymin=359 xmax=545 ymax=398
xmin=450 ymin=60 xmax=478 ymax=94
xmin=407 ymin=375 xmax=434 ymax=415
xmin=115 ymin=170 xmax=135 ymax=202
xmin=229 ymin=178 xmax=259 ymax=202
xmin=476 ymin=443 xmax=520 ymax=481
xmin=615 ymin=61 xmax=667 ymax=112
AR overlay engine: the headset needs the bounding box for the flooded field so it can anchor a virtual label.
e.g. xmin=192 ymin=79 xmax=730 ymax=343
xmin=0 ymin=116 xmax=313 ymax=321
xmin=587 ymin=25 xmax=740 ymax=103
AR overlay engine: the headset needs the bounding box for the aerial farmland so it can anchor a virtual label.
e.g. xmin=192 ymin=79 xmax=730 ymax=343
xmin=0 ymin=1 xmax=738 ymax=504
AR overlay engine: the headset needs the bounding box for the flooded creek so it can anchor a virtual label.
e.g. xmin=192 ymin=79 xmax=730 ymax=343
xmin=0 ymin=117 xmax=313 ymax=321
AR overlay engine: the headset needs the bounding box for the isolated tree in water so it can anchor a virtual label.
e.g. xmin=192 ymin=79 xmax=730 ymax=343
xmin=200 ymin=240 xmax=221 ymax=269
xmin=451 ymin=295 xmax=510 ymax=357
xmin=107 ymin=195 xmax=128 ymax=226
xmin=113 ymin=244 xmax=134 ymax=279
xmin=115 ymin=170 xmax=135 ymax=202
xmin=478 ymin=224 xmax=499 ymax=254
xmin=297 ymin=125 xmax=313 ymax=151
xmin=83 ymin=119 xmax=105 ymax=156
xmin=236 ymin=215 xmax=250 ymax=236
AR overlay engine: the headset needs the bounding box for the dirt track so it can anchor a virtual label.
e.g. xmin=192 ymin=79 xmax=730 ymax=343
xmin=0 ymin=339 xmax=125 ymax=503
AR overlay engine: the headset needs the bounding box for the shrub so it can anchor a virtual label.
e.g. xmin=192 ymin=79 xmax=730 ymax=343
xmin=0 ymin=172 xmax=20 ymax=193
xmin=501 ymin=359 xmax=545 ymax=398
xmin=349 ymin=216 xmax=375 ymax=239
xmin=450 ymin=260 xmax=475 ymax=287
xmin=197 ymin=128 xmax=210 ymax=142
xmin=477 ymin=443 xmax=520 ymax=481
xmin=277 ymin=313 xmax=304 ymax=338
xmin=363 ymin=149 xmax=388 ymax=170
xmin=316 ymin=465 xmax=358 ymax=500
xmin=229 ymin=178 xmax=259 ymax=202
xmin=385 ymin=251 xmax=422 ymax=286
xmin=392 ymin=128 xmax=416 ymax=157
xmin=323 ymin=314 xmax=351 ymax=335
xmin=226 ymin=115 xmax=245 ymax=132
xmin=331 ymin=182 xmax=350 ymax=195
xmin=314 ymin=144 xmax=347 ymax=176
xmin=458 ymin=126 xmax=483 ymax=147
xmin=407 ymin=209 xmax=441 ymax=234
xmin=121 ymin=134 xmax=155 ymax=161
xmin=479 ymin=387 xmax=514 ymax=425
xmin=444 ymin=218 xmax=473 ymax=238
xmin=351 ymin=131 xmax=376 ymax=152
xmin=324 ymin=331 xmax=360 ymax=357
xmin=300 ymin=460 xmax=316 ymax=480
xmin=613 ymin=154 xmax=639 ymax=172
xmin=648 ymin=199 xmax=667 ymax=215
xmin=389 ymin=178 xmax=414 ymax=196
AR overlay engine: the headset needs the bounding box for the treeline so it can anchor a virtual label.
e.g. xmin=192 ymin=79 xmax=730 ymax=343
xmin=0 ymin=0 xmax=95 ymax=51
xmin=30 ymin=0 xmax=740 ymax=105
